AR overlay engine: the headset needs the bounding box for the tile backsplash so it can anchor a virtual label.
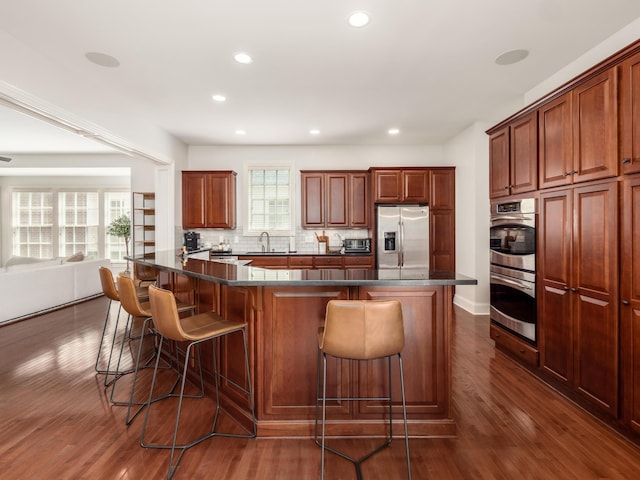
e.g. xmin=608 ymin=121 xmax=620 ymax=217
xmin=176 ymin=227 xmax=371 ymax=254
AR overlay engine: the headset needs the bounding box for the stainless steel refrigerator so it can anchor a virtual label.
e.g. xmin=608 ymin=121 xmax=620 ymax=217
xmin=376 ymin=204 xmax=429 ymax=269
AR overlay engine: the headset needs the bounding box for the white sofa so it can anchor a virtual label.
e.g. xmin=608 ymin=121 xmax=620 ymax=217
xmin=0 ymin=257 xmax=110 ymax=324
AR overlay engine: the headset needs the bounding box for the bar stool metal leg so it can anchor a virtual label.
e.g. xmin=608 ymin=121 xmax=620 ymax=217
xmin=316 ymin=353 xmax=411 ymax=479
xmin=140 ymin=328 xmax=256 ymax=479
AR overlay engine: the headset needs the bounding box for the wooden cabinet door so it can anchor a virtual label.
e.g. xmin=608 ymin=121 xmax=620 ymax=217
xmin=429 ymin=168 xmax=455 ymax=272
xmin=489 ymin=127 xmax=510 ymax=198
xmin=571 ymin=69 xmax=618 ymax=183
xmin=349 ymin=172 xmax=370 ymax=227
xmin=510 ymin=111 xmax=538 ymax=194
xmin=621 ymin=175 xmax=640 ymax=432
xmin=403 ymin=169 xmax=429 ymax=203
xmin=539 ymin=181 xmax=619 ymax=414
xmin=182 ymin=172 xmax=207 ymax=228
xmin=325 ymin=173 xmax=348 ymax=227
xmin=260 ymin=286 xmax=350 ymax=420
xmin=343 ymin=255 xmax=374 ymax=269
xmin=572 ymin=180 xmax=619 ymax=415
xmin=206 ymin=172 xmax=236 ymax=228
xmin=620 ymin=52 xmax=640 ymax=175
xmin=357 ymin=286 xmax=447 ymax=416
xmin=372 ymin=169 xmax=403 ymax=202
xmin=539 ymin=189 xmax=574 ymax=384
xmin=301 ymin=172 xmax=324 ymax=228
xmin=182 ymin=171 xmax=236 ymax=229
xmin=539 ymin=93 xmax=573 ymax=189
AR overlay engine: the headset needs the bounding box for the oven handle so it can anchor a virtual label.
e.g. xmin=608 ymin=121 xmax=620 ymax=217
xmin=490 ymin=272 xmax=536 ymax=297
xmin=490 ymin=216 xmax=535 ymax=228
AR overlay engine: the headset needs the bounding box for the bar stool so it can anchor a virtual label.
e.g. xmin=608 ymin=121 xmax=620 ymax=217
xmin=315 ymin=299 xmax=411 ymax=479
xmin=134 ymin=262 xmax=158 ymax=287
xmin=111 ymin=273 xmax=195 ymax=425
xmin=95 ymin=266 xmax=149 ymax=387
xmin=141 ymin=284 xmax=257 ymax=480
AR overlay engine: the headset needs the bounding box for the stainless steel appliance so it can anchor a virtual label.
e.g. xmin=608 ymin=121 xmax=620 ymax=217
xmin=183 ymin=231 xmax=200 ymax=251
xmin=343 ymin=238 xmax=371 ymax=253
xmin=490 ymin=198 xmax=537 ymax=344
xmin=376 ymin=204 xmax=429 ymax=269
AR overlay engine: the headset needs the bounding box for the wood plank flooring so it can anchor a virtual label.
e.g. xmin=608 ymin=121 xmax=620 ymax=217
xmin=2 ymin=297 xmax=640 ymax=479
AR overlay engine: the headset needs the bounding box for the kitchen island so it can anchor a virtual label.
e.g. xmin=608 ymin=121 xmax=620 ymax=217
xmin=128 ymin=251 xmax=476 ymax=438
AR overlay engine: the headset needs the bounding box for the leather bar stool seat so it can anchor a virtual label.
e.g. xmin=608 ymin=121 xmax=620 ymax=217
xmin=140 ymin=284 xmax=256 ymax=479
xmin=315 ymin=299 xmax=411 ymax=479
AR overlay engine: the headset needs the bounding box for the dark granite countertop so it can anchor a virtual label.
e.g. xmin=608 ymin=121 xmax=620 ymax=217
xmin=128 ymin=251 xmax=477 ymax=287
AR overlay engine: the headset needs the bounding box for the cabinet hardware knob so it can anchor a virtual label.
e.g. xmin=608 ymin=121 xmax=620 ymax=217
xmin=622 ymin=300 xmax=630 ymax=305
xmin=563 ymin=286 xmax=570 ymax=291
xmin=564 ymin=172 xmax=570 ymax=177
xmin=571 ymin=287 xmax=577 ymax=292
xmin=622 ymin=158 xmax=631 ymax=164
xmin=504 ymin=186 xmax=509 ymax=190
xmin=572 ymin=170 xmax=578 ymax=175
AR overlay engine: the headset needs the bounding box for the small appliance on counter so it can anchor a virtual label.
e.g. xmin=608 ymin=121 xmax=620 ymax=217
xmin=343 ymin=238 xmax=371 ymax=254
xmin=183 ymin=231 xmax=200 ymax=251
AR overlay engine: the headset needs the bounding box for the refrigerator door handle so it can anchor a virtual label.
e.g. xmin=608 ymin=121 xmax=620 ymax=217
xmin=399 ymin=220 xmax=404 ymax=267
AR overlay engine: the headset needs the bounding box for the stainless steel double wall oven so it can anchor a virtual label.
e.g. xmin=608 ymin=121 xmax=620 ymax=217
xmin=490 ymin=198 xmax=537 ymax=344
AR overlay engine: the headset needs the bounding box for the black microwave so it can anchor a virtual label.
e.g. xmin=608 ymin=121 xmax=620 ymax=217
xmin=343 ymin=238 xmax=371 ymax=253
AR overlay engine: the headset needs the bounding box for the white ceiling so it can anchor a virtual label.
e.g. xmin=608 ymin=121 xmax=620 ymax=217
xmin=1 ymin=0 xmax=640 ymax=154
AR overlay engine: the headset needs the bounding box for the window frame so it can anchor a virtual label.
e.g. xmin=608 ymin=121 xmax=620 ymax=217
xmin=11 ymin=187 xmax=131 ymax=262
xmin=244 ymin=163 xmax=295 ymax=236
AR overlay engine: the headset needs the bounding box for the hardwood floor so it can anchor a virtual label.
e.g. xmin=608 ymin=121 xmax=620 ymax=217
xmin=2 ymin=297 xmax=640 ymax=479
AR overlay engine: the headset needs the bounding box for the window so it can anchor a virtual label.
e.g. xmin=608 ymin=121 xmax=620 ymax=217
xmin=246 ymin=166 xmax=294 ymax=235
xmin=58 ymin=192 xmax=99 ymax=257
xmin=105 ymin=192 xmax=131 ymax=262
xmin=12 ymin=191 xmax=54 ymax=258
xmin=11 ymin=189 xmax=130 ymax=262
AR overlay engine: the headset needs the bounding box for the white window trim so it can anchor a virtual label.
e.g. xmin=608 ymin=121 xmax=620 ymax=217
xmin=11 ymin=187 xmax=130 ymax=261
xmin=243 ymin=162 xmax=295 ymax=236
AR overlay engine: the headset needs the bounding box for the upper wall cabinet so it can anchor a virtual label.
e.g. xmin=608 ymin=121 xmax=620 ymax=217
xmin=571 ymin=69 xmax=618 ymax=182
xmin=538 ymin=93 xmax=574 ymax=189
xmin=371 ymin=168 xmax=429 ymax=203
xmin=539 ymin=69 xmax=618 ymax=189
xmin=489 ymin=111 xmax=538 ymax=198
xmin=182 ymin=171 xmax=236 ymax=229
xmin=301 ymin=170 xmax=370 ymax=228
xmin=620 ymin=50 xmax=640 ymax=175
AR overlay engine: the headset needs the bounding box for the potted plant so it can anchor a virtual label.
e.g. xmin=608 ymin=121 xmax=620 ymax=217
xmin=107 ymin=214 xmax=131 ymax=271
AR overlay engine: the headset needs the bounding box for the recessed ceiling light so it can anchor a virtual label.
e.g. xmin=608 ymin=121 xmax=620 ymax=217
xmin=495 ymin=49 xmax=529 ymax=66
xmin=309 ymin=129 xmax=320 ymax=135
xmin=234 ymin=52 xmax=253 ymax=64
xmin=388 ymin=128 xmax=400 ymax=135
xmin=85 ymin=52 xmax=120 ymax=68
xmin=235 ymin=129 xmax=246 ymax=135
xmin=212 ymin=94 xmax=226 ymax=102
xmin=348 ymin=11 xmax=370 ymax=28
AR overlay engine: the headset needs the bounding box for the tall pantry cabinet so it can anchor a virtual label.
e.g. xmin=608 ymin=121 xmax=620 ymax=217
xmin=620 ymin=49 xmax=640 ymax=434
xmin=538 ymin=180 xmax=619 ymax=415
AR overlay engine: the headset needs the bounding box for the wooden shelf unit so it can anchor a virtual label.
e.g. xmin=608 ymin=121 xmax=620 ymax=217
xmin=132 ymin=192 xmax=155 ymax=258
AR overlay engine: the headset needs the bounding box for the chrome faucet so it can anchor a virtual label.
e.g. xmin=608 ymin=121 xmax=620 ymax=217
xmin=259 ymin=231 xmax=271 ymax=253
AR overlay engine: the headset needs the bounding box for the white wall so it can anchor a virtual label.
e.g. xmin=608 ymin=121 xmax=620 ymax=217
xmin=444 ymin=123 xmax=491 ymax=314
xmin=187 ymin=144 xmax=444 ymax=230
